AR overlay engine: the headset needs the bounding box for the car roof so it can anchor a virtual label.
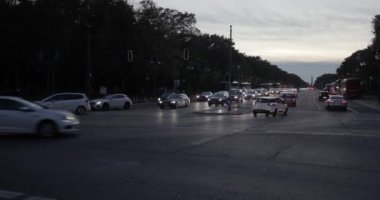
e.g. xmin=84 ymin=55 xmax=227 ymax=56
xmin=0 ymin=96 xmax=22 ymax=100
xmin=49 ymin=92 xmax=86 ymax=95
xmin=329 ymin=95 xmax=344 ymax=97
xmin=256 ymin=96 xmax=278 ymax=99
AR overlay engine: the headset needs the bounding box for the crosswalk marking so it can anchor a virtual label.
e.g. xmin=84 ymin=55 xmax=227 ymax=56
xmin=265 ymin=130 xmax=380 ymax=138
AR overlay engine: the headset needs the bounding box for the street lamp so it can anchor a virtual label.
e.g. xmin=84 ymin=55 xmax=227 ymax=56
xmin=237 ymin=65 xmax=241 ymax=86
xmin=150 ymin=58 xmax=160 ymax=96
xmin=375 ymin=49 xmax=380 ymax=103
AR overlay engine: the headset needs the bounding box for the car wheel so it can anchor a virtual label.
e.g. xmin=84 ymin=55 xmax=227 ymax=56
xmin=123 ymin=102 xmax=131 ymax=110
xmin=102 ymin=103 xmax=110 ymax=111
xmin=160 ymin=105 xmax=164 ymax=109
xmin=272 ymin=109 xmax=277 ymax=117
xmin=265 ymin=112 xmax=269 ymax=117
xmin=253 ymin=111 xmax=257 ymax=117
xmin=37 ymin=121 xmax=58 ymax=137
xmin=284 ymin=108 xmax=288 ymax=115
xmin=208 ymin=103 xmax=212 ymax=107
xmin=76 ymin=106 xmax=87 ymax=115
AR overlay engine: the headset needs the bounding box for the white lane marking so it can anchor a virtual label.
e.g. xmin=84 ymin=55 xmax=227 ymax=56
xmin=24 ymin=197 xmax=56 ymax=200
xmin=347 ymin=107 xmax=359 ymax=114
xmin=0 ymin=190 xmax=23 ymax=199
xmin=312 ymin=96 xmax=322 ymax=110
xmin=265 ymin=130 xmax=380 ymax=138
xmin=95 ymin=159 xmax=140 ymax=167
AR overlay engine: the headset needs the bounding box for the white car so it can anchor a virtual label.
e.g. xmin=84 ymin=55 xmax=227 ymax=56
xmin=252 ymin=97 xmax=288 ymax=117
xmin=35 ymin=93 xmax=90 ymax=115
xmin=0 ymin=96 xmax=80 ymax=137
xmin=90 ymin=94 xmax=132 ymax=111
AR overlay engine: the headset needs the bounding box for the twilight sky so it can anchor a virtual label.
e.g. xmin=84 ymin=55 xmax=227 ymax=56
xmin=134 ymin=0 xmax=380 ymax=82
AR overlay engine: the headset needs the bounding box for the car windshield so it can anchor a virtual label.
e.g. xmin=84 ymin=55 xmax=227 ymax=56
xmin=201 ymin=92 xmax=211 ymax=95
xmin=103 ymin=95 xmax=113 ymax=99
xmin=281 ymin=93 xmax=295 ymax=98
xmin=330 ymin=96 xmax=344 ymax=100
xmin=19 ymin=98 xmax=44 ymax=110
xmin=167 ymin=94 xmax=180 ymax=99
xmin=212 ymin=93 xmax=224 ymax=97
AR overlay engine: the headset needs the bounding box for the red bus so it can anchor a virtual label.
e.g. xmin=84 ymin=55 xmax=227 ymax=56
xmin=338 ymin=78 xmax=362 ymax=99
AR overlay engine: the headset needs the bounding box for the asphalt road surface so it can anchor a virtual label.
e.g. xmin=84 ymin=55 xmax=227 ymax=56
xmin=1 ymin=90 xmax=380 ymax=200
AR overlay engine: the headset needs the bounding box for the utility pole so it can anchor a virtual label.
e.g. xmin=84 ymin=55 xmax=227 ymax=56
xmin=311 ymin=76 xmax=314 ymax=86
xmin=228 ymin=25 xmax=232 ymax=91
xmin=375 ymin=49 xmax=380 ymax=103
xmin=87 ymin=30 xmax=92 ymax=95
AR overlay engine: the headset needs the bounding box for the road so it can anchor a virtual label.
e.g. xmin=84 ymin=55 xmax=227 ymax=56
xmin=1 ymin=90 xmax=380 ymax=200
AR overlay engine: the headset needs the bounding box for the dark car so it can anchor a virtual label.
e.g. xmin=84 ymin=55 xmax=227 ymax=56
xmin=229 ymin=89 xmax=243 ymax=102
xmin=157 ymin=92 xmax=175 ymax=105
xmin=318 ymin=91 xmax=329 ymax=101
xmin=196 ymin=91 xmax=213 ymax=101
xmin=280 ymin=92 xmax=297 ymax=106
xmin=158 ymin=94 xmax=189 ymax=109
xmin=208 ymin=91 xmax=229 ymax=106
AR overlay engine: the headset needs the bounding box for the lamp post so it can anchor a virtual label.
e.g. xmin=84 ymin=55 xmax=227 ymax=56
xmin=375 ymin=49 xmax=380 ymax=103
xmin=237 ymin=65 xmax=241 ymax=86
xmin=228 ymin=25 xmax=233 ymax=91
xmin=150 ymin=58 xmax=160 ymax=97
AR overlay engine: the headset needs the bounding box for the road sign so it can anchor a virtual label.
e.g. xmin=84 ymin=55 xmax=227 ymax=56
xmin=127 ymin=50 xmax=133 ymax=63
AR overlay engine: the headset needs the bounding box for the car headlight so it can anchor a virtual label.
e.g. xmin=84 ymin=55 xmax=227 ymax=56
xmin=219 ymin=98 xmax=222 ymax=101
xmin=159 ymin=100 xmax=163 ymax=104
xmin=158 ymin=98 xmax=161 ymax=101
xmin=95 ymin=101 xmax=102 ymax=105
xmin=205 ymin=95 xmax=209 ymax=98
xmin=171 ymin=100 xmax=176 ymax=104
xmin=208 ymin=98 xmax=210 ymax=101
xmin=63 ymin=114 xmax=77 ymax=121
xmin=196 ymin=95 xmax=200 ymax=98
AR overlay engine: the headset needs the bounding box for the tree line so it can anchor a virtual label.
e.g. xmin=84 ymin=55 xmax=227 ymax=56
xmin=315 ymin=15 xmax=380 ymax=95
xmin=0 ymin=0 xmax=307 ymax=99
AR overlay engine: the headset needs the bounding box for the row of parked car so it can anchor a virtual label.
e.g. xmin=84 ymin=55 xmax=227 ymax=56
xmin=33 ymin=93 xmax=133 ymax=115
xmin=0 ymin=92 xmax=133 ymax=137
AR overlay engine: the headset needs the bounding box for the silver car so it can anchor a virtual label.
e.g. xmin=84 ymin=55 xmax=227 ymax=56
xmin=35 ymin=93 xmax=90 ymax=115
xmin=0 ymin=96 xmax=80 ymax=137
xmin=90 ymin=94 xmax=132 ymax=111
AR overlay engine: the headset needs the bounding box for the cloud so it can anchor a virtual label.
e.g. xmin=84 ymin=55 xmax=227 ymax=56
xmin=273 ymin=61 xmax=340 ymax=83
xmin=152 ymin=0 xmax=379 ymax=79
